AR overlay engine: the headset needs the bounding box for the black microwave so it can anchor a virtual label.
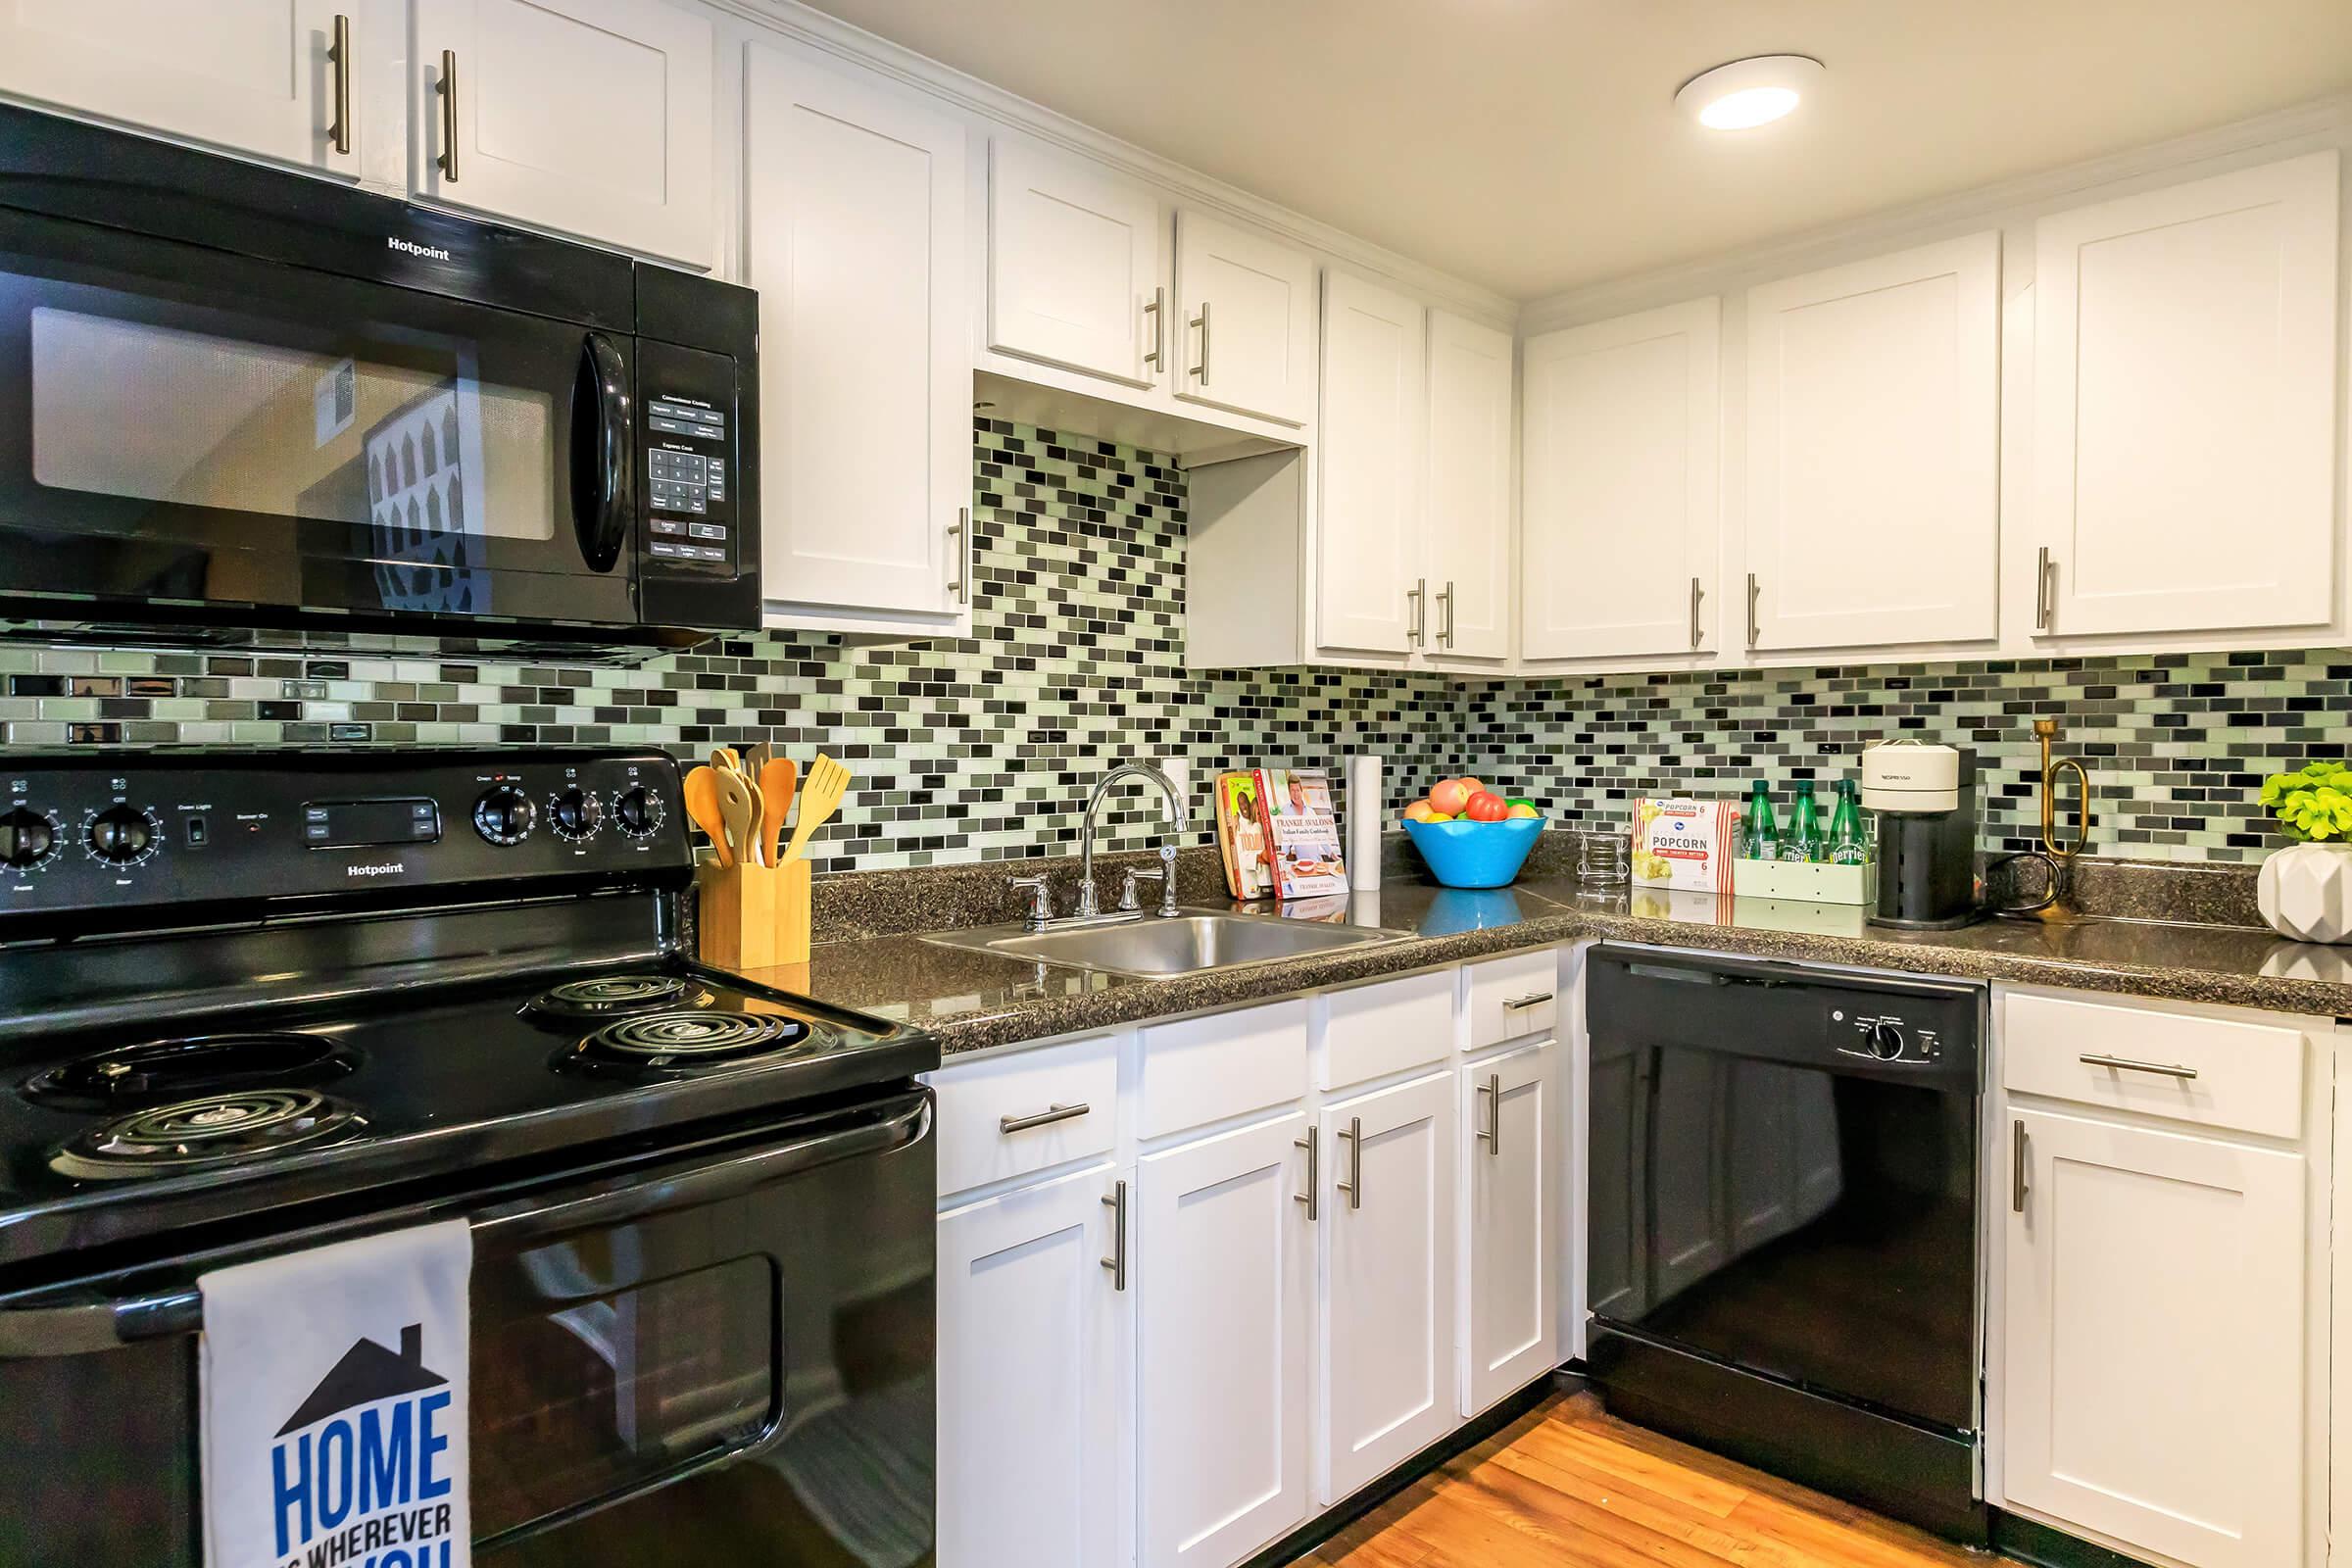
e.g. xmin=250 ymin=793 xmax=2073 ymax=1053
xmin=0 ymin=102 xmax=759 ymax=654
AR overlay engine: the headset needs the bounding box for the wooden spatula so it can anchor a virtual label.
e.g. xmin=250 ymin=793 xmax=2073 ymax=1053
xmin=711 ymin=767 xmax=760 ymax=867
xmin=759 ymin=757 xmax=798 ymax=869
xmin=683 ymin=765 xmax=732 ymax=867
xmin=780 ymin=754 xmax=851 ymax=863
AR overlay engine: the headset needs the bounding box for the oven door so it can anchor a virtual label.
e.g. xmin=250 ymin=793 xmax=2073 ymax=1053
xmin=0 ymin=204 xmax=641 ymax=635
xmin=0 ymin=1090 xmax=934 ymax=1565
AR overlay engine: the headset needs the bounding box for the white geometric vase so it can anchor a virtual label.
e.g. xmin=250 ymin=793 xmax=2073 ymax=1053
xmin=2257 ymin=841 xmax=2352 ymax=944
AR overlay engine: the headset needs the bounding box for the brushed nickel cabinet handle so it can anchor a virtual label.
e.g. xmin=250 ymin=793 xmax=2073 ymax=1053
xmin=329 ymin=15 xmax=353 ymax=155
xmin=2080 ymin=1053 xmax=2198 ymax=1082
xmin=1689 ymin=576 xmax=1703 ymax=649
xmin=999 ymin=1102 xmax=1088 ymax=1135
xmin=2012 ymin=1119 xmax=2029 ymax=1213
xmin=1143 ymin=286 xmax=1165 ymax=369
xmin=1335 ymin=1116 xmax=1362 ymax=1210
xmin=1295 ymin=1127 xmax=1318 ymax=1221
xmin=1101 ymin=1179 xmax=1127 ymax=1291
xmin=1501 ymin=991 xmax=1553 ymax=1011
xmin=435 ymin=49 xmax=460 ymax=181
xmin=1746 ymin=571 xmax=1760 ymax=647
xmin=1476 ymin=1073 xmax=1501 ymax=1157
xmin=1436 ymin=580 xmax=1455 ymax=649
xmin=2035 ymin=546 xmax=2055 ymax=631
xmin=1190 ymin=301 xmax=1210 ymax=383
xmin=1406 ymin=578 xmax=1427 ymax=648
xmin=946 ymin=506 xmax=968 ymax=604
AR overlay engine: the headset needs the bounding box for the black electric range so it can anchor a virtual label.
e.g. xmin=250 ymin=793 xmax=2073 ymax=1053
xmin=0 ymin=749 xmax=938 ymax=1563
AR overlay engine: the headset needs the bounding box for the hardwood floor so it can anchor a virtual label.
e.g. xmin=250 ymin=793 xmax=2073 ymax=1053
xmin=1291 ymin=1393 xmax=2008 ymax=1568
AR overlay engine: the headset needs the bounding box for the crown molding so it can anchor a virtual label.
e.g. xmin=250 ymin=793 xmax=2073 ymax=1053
xmin=704 ymin=0 xmax=1518 ymax=327
xmin=1519 ymin=90 xmax=2352 ymax=335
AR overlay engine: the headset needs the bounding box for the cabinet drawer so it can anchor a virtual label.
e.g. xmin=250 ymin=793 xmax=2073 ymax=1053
xmin=1465 ymin=949 xmax=1558 ymax=1050
xmin=932 ymin=1034 xmax=1119 ymax=1197
xmin=1138 ymin=1000 xmax=1307 ymax=1140
xmin=2002 ymin=991 xmax=2306 ymax=1140
xmin=1321 ymin=968 xmax=1454 ymax=1090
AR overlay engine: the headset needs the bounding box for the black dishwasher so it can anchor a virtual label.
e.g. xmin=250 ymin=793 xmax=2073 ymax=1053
xmin=1585 ymin=945 xmax=1986 ymax=1542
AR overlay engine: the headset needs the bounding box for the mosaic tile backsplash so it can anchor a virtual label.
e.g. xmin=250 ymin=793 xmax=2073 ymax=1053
xmin=0 ymin=418 xmax=2341 ymax=868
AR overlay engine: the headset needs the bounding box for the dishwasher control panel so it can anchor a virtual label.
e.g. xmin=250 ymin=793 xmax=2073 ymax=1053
xmin=1831 ymin=1006 xmax=1951 ymax=1065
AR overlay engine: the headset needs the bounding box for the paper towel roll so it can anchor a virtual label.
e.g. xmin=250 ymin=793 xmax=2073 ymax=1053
xmin=1347 ymin=754 xmax=1382 ymax=891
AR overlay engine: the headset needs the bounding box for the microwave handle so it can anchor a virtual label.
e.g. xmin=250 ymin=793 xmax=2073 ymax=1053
xmin=571 ymin=331 xmax=634 ymax=572
xmin=0 ymin=1095 xmax=930 ymax=1360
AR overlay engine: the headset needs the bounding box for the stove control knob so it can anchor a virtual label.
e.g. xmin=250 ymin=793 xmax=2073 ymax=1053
xmin=548 ymin=784 xmax=603 ymax=842
xmin=1865 ymin=1020 xmax=1907 ymax=1061
xmin=611 ymin=785 xmax=664 ymax=840
xmin=0 ymin=808 xmax=57 ymax=869
xmin=87 ymin=805 xmax=156 ymax=864
xmin=472 ymin=785 xmax=536 ymax=846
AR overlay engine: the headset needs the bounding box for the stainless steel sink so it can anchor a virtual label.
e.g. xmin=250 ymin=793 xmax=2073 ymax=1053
xmin=919 ymin=907 xmax=1400 ymax=979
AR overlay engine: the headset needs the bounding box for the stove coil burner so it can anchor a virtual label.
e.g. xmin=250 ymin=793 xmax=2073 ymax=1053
xmin=557 ymin=1010 xmax=814 ymax=1077
xmin=21 ymin=1032 xmax=360 ymax=1111
xmin=51 ymin=1088 xmax=366 ymax=1181
xmin=527 ymin=973 xmax=714 ymax=1022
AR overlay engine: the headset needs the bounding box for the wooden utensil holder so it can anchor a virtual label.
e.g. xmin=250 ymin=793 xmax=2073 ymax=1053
xmin=697 ymin=856 xmax=812 ymax=969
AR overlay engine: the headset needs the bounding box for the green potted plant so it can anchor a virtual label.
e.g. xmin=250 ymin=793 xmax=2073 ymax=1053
xmin=2256 ymin=761 xmax=2352 ymax=943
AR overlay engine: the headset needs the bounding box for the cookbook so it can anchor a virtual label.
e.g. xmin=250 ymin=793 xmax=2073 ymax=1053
xmin=1213 ymin=771 xmax=1275 ymax=899
xmin=1252 ymin=768 xmax=1349 ymax=900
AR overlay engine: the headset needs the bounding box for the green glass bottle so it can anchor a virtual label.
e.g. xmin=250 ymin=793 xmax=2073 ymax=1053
xmin=1829 ymin=778 xmax=1869 ymax=866
xmin=1780 ymin=780 xmax=1825 ymax=863
xmin=1741 ymin=781 xmax=1779 ymax=860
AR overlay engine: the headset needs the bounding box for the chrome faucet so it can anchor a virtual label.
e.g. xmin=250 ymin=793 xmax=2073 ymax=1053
xmin=1076 ymin=763 xmax=1184 ymax=919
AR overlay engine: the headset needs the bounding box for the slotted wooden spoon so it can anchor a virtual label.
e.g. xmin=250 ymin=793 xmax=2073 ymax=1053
xmin=780 ymin=754 xmax=851 ymax=863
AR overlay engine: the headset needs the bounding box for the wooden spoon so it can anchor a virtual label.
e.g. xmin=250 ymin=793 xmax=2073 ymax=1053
xmin=711 ymin=767 xmax=760 ymax=867
xmin=759 ymin=757 xmax=798 ymax=869
xmin=682 ymin=765 xmax=732 ymax=867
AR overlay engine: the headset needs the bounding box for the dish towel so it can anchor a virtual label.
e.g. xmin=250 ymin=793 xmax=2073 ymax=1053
xmin=200 ymin=1219 xmax=473 ymax=1568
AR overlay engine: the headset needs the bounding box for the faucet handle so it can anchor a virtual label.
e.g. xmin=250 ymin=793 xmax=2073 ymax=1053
xmin=1007 ymin=873 xmax=1054 ymax=929
xmin=1119 ymin=866 xmax=1164 ymax=913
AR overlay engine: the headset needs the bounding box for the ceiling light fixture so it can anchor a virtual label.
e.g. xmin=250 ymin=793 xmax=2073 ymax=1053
xmin=1675 ymin=55 xmax=1825 ymax=131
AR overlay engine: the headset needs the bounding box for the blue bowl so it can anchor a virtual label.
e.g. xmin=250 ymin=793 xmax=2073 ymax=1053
xmin=1401 ymin=815 xmax=1546 ymax=889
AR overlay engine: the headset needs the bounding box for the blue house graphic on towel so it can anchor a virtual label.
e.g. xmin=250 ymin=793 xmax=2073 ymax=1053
xmin=270 ymin=1323 xmax=460 ymax=1567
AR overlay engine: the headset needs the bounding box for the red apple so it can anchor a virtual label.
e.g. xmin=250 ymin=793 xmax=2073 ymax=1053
xmin=1465 ymin=792 xmax=1509 ymax=823
xmin=1428 ymin=777 xmax=1473 ymax=815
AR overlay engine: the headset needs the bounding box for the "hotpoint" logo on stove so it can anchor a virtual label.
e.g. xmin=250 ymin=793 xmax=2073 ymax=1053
xmin=386 ymin=235 xmax=454 ymax=262
xmin=346 ymin=861 xmax=408 ymax=878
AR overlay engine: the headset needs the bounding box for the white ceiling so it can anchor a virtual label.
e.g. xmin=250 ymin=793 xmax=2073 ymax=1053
xmin=793 ymin=0 xmax=2352 ymax=301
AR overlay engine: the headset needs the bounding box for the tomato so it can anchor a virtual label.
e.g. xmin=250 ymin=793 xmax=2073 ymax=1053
xmin=1464 ymin=792 xmax=1510 ymax=823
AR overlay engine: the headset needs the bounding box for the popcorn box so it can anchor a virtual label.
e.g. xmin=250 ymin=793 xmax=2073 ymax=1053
xmin=1631 ymin=797 xmax=1738 ymax=893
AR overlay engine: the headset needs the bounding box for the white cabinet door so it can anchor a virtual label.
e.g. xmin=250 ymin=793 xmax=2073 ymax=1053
xmin=2034 ymin=152 xmax=2340 ymax=639
xmin=412 ymin=0 xmax=713 ymax=266
xmin=1172 ymin=210 xmax=1316 ymax=426
xmin=2003 ymin=1107 xmax=2305 ymax=1568
xmin=745 ymin=42 xmax=967 ymax=625
xmin=1744 ymin=232 xmax=2000 ymax=651
xmin=938 ymin=1163 xmax=1131 ymax=1568
xmin=1521 ymin=299 xmax=1720 ymax=662
xmin=1460 ymin=1043 xmax=1557 ymax=1416
xmin=989 ymin=139 xmax=1163 ymax=388
xmin=0 ymin=0 xmax=360 ymax=175
xmin=1425 ymin=311 xmax=1515 ymax=662
xmin=1316 ymin=271 xmax=1426 ymax=657
xmin=1136 ymin=1114 xmax=1313 ymax=1568
xmin=1319 ymin=1070 xmax=1457 ymax=1502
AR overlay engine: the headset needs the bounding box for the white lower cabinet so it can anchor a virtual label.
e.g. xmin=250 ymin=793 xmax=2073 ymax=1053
xmin=1317 ymin=1070 xmax=1457 ymax=1502
xmin=1459 ymin=1042 xmax=1557 ymax=1416
xmin=1136 ymin=1113 xmax=1315 ymax=1568
xmin=937 ymin=1161 xmax=1133 ymax=1568
xmin=2002 ymin=1106 xmax=2307 ymax=1568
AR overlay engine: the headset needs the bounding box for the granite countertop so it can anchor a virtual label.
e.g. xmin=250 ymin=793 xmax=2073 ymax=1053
xmin=741 ymin=873 xmax=2352 ymax=1058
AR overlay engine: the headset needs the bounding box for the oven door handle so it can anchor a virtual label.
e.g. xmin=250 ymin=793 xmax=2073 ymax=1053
xmin=0 ymin=1096 xmax=931 ymax=1360
xmin=570 ymin=330 xmax=634 ymax=573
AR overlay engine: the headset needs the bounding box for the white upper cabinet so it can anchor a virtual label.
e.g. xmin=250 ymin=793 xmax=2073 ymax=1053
xmin=988 ymin=139 xmax=1163 ymax=388
xmin=2033 ymin=151 xmax=2341 ymax=640
xmin=1743 ymin=231 xmax=2001 ymax=651
xmin=1521 ymin=298 xmax=1721 ymax=662
xmin=1173 ymin=210 xmax=1317 ymax=426
xmin=744 ymin=40 xmax=969 ymax=630
xmin=412 ymin=0 xmax=713 ymax=267
xmin=0 ymin=0 xmax=362 ymax=176
xmin=1316 ymin=270 xmax=1427 ymax=657
xmin=1424 ymin=311 xmax=1515 ymax=662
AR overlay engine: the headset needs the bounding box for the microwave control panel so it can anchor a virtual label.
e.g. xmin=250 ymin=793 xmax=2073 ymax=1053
xmin=637 ymin=338 xmax=740 ymax=578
